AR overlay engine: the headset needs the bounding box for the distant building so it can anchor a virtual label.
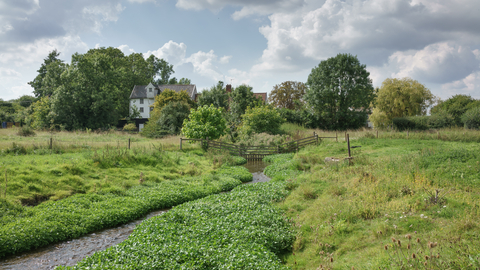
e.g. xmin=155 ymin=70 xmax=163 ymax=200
xmin=129 ymin=82 xmax=197 ymax=131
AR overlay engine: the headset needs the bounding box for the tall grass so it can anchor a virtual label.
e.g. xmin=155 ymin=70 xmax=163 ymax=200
xmin=276 ymin=137 xmax=480 ymax=269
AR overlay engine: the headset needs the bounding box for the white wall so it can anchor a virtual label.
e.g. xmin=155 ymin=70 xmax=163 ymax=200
xmin=130 ymin=98 xmax=155 ymax=119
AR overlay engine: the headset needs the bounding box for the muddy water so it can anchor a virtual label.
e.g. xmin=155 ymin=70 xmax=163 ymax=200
xmin=0 ymin=161 xmax=271 ymax=270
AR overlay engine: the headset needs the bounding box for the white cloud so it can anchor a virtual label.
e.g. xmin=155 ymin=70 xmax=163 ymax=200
xmin=118 ymin=44 xmax=136 ymax=55
xmin=442 ymin=72 xmax=480 ymax=99
xmin=146 ymin=40 xmax=187 ymax=67
xmin=127 ymin=0 xmax=156 ymax=3
xmin=175 ymin=0 xmax=305 ymax=19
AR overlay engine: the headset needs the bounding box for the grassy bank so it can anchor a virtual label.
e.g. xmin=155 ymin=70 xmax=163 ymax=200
xmin=275 ymin=136 xmax=480 ymax=269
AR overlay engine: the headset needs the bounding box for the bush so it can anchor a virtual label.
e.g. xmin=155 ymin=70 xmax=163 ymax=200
xmin=240 ymin=106 xmax=285 ymax=136
xmin=393 ymin=113 xmax=454 ymax=131
xmin=122 ymin=123 xmax=137 ymax=132
xmin=17 ymin=126 xmax=36 ymax=137
xmin=182 ymin=105 xmax=227 ymax=140
xmin=462 ymin=107 xmax=480 ymax=130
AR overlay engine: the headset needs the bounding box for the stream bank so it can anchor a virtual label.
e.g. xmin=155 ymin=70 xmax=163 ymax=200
xmin=0 ymin=161 xmax=271 ymax=270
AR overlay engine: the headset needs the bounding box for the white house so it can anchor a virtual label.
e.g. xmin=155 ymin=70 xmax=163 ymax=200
xmin=129 ymin=83 xmax=197 ymax=131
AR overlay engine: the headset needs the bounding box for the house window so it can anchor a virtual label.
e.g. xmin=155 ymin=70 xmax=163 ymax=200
xmin=139 ymin=107 xmax=144 ymax=113
xmin=140 ymin=99 xmax=144 ymax=104
xmin=149 ymin=88 xmax=152 ymax=92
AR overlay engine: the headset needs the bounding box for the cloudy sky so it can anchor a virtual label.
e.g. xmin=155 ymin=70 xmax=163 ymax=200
xmin=1 ymin=0 xmax=480 ymax=101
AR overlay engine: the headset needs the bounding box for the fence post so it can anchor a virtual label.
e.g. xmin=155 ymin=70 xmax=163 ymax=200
xmin=179 ymin=138 xmax=182 ymax=150
xmin=49 ymin=137 xmax=53 ymax=149
xmin=316 ymin=133 xmax=318 ymax=145
xmin=336 ymin=131 xmax=338 ymax=142
xmin=128 ymin=138 xmax=131 ymax=149
xmin=347 ymin=134 xmax=351 ymax=158
xmin=4 ymin=169 xmax=7 ymax=199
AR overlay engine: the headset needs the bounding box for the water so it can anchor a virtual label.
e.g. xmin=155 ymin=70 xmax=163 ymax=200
xmin=0 ymin=161 xmax=271 ymax=270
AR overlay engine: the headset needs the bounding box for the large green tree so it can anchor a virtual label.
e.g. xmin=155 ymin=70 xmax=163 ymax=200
xmin=268 ymin=81 xmax=306 ymax=109
xmin=305 ymin=53 xmax=375 ymax=130
xmin=430 ymin=94 xmax=479 ymax=126
xmin=28 ymin=50 xmax=66 ymax=98
xmin=369 ymin=77 xmax=435 ymax=128
xmin=198 ymin=81 xmax=229 ymax=110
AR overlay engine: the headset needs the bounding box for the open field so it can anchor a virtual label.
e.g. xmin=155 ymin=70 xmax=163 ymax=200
xmin=272 ymin=134 xmax=480 ymax=269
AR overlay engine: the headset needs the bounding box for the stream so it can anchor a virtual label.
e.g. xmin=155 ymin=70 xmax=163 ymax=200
xmin=0 ymin=160 xmax=270 ymax=270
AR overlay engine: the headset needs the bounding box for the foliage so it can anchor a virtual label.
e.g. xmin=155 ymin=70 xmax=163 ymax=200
xmin=269 ymin=81 xmax=306 ymax=109
xmin=58 ymin=182 xmax=293 ymax=270
xmin=28 ymin=50 xmax=66 ymax=98
xmin=305 ymin=53 xmax=375 ymax=130
xmin=430 ymin=94 xmax=479 ymax=126
xmin=151 ymin=88 xmax=195 ymax=113
xmin=122 ymin=123 xmax=137 ymax=132
xmin=216 ymin=165 xmax=252 ymax=183
xmin=182 ymin=105 xmax=227 ymax=140
xmin=141 ymin=101 xmax=191 ymax=138
xmin=239 ymin=106 xmax=285 ymax=136
xmin=392 ymin=112 xmax=455 ymax=131
xmin=26 ymin=47 xmax=177 ymax=130
xmin=370 ymin=77 xmax=435 ymax=128
xmin=229 ymin=84 xmax=263 ymax=120
xmin=17 ymin=126 xmax=36 ymax=137
xmin=277 ymin=107 xmax=318 ymax=128
xmin=28 ymin=96 xmax=54 ymax=129
xmin=0 ymin=173 xmax=242 ymax=258
xmin=461 ymin=106 xmax=480 ymax=129
xmin=198 ymin=81 xmax=229 ymax=110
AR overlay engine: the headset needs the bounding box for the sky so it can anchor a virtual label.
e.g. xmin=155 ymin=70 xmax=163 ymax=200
xmin=1 ymin=0 xmax=480 ymax=102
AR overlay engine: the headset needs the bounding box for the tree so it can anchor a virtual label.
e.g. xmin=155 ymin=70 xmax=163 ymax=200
xmin=369 ymin=77 xmax=435 ymax=128
xmin=182 ymin=105 xmax=227 ymax=140
xmin=28 ymin=50 xmax=66 ymax=98
xmin=229 ymin=84 xmax=263 ymax=119
xmin=268 ymin=81 xmax=306 ymax=109
xmin=305 ymin=53 xmax=375 ymax=130
xmin=430 ymin=94 xmax=479 ymax=126
xmin=462 ymin=107 xmax=480 ymax=129
xmin=141 ymin=101 xmax=191 ymax=138
xmin=151 ymin=89 xmax=195 ymax=113
xmin=16 ymin=95 xmax=37 ymax=108
xmin=178 ymin=78 xmax=191 ymax=85
xmin=198 ymin=81 xmax=229 ymax=110
xmin=240 ymin=106 xmax=285 ymax=136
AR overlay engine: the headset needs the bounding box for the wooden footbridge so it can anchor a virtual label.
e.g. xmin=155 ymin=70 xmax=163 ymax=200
xmin=180 ymin=132 xmax=337 ymax=160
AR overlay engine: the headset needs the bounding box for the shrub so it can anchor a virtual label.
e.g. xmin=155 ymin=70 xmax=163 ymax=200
xmin=462 ymin=107 xmax=480 ymax=130
xmin=240 ymin=106 xmax=285 ymax=136
xmin=182 ymin=104 xmax=227 ymax=140
xmin=17 ymin=126 xmax=36 ymax=137
xmin=122 ymin=123 xmax=137 ymax=132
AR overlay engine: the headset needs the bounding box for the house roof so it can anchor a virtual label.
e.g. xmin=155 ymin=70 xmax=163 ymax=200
xmin=129 ymin=84 xmax=197 ymax=100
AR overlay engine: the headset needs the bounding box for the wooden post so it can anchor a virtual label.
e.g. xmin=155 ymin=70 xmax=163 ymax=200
xmin=179 ymin=138 xmax=182 ymax=150
xmin=128 ymin=138 xmax=131 ymax=149
xmin=347 ymin=134 xmax=351 ymax=158
xmin=49 ymin=137 xmax=53 ymax=149
xmin=4 ymin=169 xmax=6 ymax=199
xmin=316 ymin=133 xmax=319 ymax=145
xmin=336 ymin=131 xmax=338 ymax=142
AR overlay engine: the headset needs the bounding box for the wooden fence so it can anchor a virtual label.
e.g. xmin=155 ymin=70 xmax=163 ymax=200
xmin=180 ymin=132 xmax=337 ymax=160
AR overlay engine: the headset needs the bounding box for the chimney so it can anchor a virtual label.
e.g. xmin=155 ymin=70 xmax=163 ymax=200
xmin=226 ymin=84 xmax=232 ymax=93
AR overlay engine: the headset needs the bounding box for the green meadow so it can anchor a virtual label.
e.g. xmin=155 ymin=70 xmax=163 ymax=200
xmin=273 ymin=132 xmax=480 ymax=269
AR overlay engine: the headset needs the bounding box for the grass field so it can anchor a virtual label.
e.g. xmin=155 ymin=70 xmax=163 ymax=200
xmin=272 ymin=131 xmax=480 ymax=269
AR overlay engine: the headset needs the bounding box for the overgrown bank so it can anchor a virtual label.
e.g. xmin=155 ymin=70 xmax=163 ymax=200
xmin=0 ymin=153 xmax=252 ymax=258
xmin=276 ymin=137 xmax=480 ymax=269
